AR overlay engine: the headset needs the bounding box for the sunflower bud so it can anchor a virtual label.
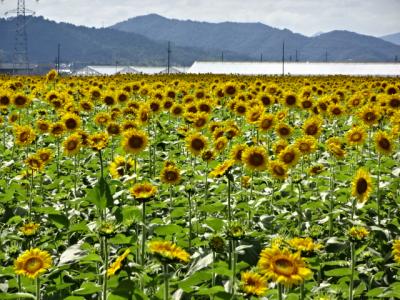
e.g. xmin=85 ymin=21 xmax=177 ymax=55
xmin=98 ymin=222 xmax=117 ymax=238
xmin=226 ymin=222 xmax=245 ymax=240
xmin=209 ymin=235 xmax=226 ymax=253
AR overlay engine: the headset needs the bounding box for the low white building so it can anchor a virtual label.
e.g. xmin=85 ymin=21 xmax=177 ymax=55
xmin=74 ymin=65 xmax=186 ymax=76
xmin=187 ymin=61 xmax=400 ymax=76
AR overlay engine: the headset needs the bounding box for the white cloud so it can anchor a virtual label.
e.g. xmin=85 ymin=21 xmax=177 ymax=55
xmin=0 ymin=0 xmax=398 ymax=36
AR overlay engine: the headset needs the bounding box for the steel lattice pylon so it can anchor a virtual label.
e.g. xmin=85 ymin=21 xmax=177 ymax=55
xmin=2 ymin=0 xmax=37 ymax=74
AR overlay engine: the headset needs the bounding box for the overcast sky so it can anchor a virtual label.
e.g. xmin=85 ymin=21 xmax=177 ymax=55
xmin=0 ymin=0 xmax=399 ymax=37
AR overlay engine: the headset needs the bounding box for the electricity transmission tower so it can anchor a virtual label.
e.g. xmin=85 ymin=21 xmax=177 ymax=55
xmin=1 ymin=0 xmax=38 ymax=74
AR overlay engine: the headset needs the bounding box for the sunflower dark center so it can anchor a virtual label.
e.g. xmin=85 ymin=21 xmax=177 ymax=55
xmin=25 ymin=257 xmax=43 ymax=273
xmin=192 ymin=138 xmax=205 ymax=151
xmin=274 ymin=166 xmax=285 ymax=176
xmin=351 ymin=133 xmax=361 ymax=141
xmin=332 ymin=108 xmax=341 ymax=115
xmin=302 ymin=100 xmax=312 ymax=108
xmin=283 ymin=152 xmax=295 ymax=163
xmin=378 ymin=138 xmax=390 ymax=150
xmin=249 ymin=153 xmax=264 ymax=166
xmin=65 ymin=118 xmax=77 ymax=129
xmin=306 ymin=124 xmax=318 ymax=135
xmin=20 ymin=132 xmax=29 ymax=142
xmin=286 ymin=95 xmax=296 ymax=105
xmin=365 ymin=112 xmax=376 ymax=121
xmin=279 ymin=127 xmax=290 ymax=136
xmin=165 ymin=171 xmax=178 ymax=181
xmin=225 ymin=86 xmax=236 ymax=95
xmin=129 ymin=136 xmax=144 ymax=149
xmin=356 ymin=178 xmax=368 ymax=194
xmin=274 ymin=258 xmax=295 ymax=276
xmin=261 ymin=119 xmax=272 ymax=129
xmin=67 ymin=140 xmax=78 ymax=150
xmin=261 ymin=96 xmax=271 ymax=106
xmin=0 ymin=96 xmax=10 ymax=105
xmin=389 ymin=98 xmax=400 ymax=108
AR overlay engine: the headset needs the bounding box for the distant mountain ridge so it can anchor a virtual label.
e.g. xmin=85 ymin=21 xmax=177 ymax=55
xmin=381 ymin=33 xmax=400 ymax=46
xmin=111 ymin=14 xmax=400 ymax=62
xmin=0 ymin=16 xmax=250 ymax=66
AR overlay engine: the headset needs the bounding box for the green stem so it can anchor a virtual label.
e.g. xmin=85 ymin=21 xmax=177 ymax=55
xmin=377 ymin=154 xmax=381 ymax=225
xmin=349 ymin=242 xmax=356 ymax=300
xmin=74 ymin=154 xmax=78 ymax=196
xmin=56 ymin=138 xmax=60 ymax=177
xmin=36 ymin=277 xmax=40 ymax=300
xmin=163 ymin=264 xmax=169 ymax=300
xmin=99 ymin=150 xmax=104 ymax=179
xmin=141 ymin=202 xmax=146 ymax=266
xmin=231 ymin=240 xmax=236 ymax=297
xmin=278 ymin=283 xmax=283 ymax=300
xmin=300 ymin=283 xmax=304 ymax=300
xmin=29 ymin=169 xmax=34 ymax=220
xmin=188 ymin=190 xmax=192 ymax=250
xmin=102 ymin=237 xmax=108 ymax=300
xmin=227 ymin=176 xmax=232 ymax=224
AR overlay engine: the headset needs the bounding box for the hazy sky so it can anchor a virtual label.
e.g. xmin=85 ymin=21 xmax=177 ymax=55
xmin=0 ymin=0 xmax=399 ymax=36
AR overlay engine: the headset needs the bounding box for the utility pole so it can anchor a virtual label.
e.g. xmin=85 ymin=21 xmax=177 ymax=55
xmin=295 ymin=49 xmax=298 ymax=62
xmin=325 ymin=49 xmax=328 ymax=63
xmin=2 ymin=0 xmax=38 ymax=74
xmin=282 ymin=41 xmax=285 ymax=76
xmin=167 ymin=41 xmax=171 ymax=74
xmin=260 ymin=53 xmax=263 ymax=62
xmin=57 ymin=43 xmax=60 ymax=73
xmin=221 ymin=51 xmax=224 ymax=62
xmin=395 ymin=55 xmax=398 ymax=63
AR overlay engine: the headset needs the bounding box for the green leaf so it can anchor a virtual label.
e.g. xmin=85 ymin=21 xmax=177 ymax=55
xmin=85 ymin=177 xmax=113 ymax=210
xmin=0 ymin=293 xmax=35 ymax=299
xmin=325 ymin=268 xmax=352 ymax=277
xmin=72 ymin=282 xmax=102 ymax=295
xmin=49 ymin=214 xmax=70 ymax=229
xmin=64 ymin=296 xmax=86 ymax=300
xmin=154 ymin=224 xmax=183 ymax=236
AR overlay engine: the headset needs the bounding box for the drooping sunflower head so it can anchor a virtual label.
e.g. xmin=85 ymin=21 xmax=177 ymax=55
xmin=257 ymin=246 xmax=312 ymax=287
xmin=392 ymin=240 xmax=400 ymax=264
xmin=130 ymin=182 xmax=157 ymax=202
xmin=348 ymin=226 xmax=369 ymax=242
xmin=25 ymin=154 xmax=44 ymax=171
xmin=122 ymin=129 xmax=148 ymax=155
xmin=209 ymin=159 xmax=235 ymax=178
xmin=242 ymin=146 xmax=268 ymax=171
xmin=351 ymin=168 xmax=373 ymax=203
xmin=288 ymin=237 xmax=322 ymax=254
xmin=148 ymin=240 xmax=190 ymax=264
xmin=302 ymin=116 xmax=323 ymax=137
xmin=14 ymin=248 xmax=52 ymax=279
xmin=94 ymin=112 xmax=111 ymax=127
xmin=230 ymin=144 xmax=248 ymax=163
xmin=374 ymin=130 xmax=394 ymax=155
xmin=327 ymin=137 xmax=346 ymax=159
xmin=19 ymin=222 xmax=40 ymax=237
xmin=109 ymin=156 xmax=134 ymax=179
xmin=49 ymin=122 xmax=66 ymax=137
xmin=14 ymin=125 xmax=36 ymax=147
xmin=36 ymin=148 xmax=53 ymax=165
xmin=240 ymin=271 xmax=268 ymax=297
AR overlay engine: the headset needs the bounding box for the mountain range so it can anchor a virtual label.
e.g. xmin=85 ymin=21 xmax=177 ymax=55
xmin=381 ymin=33 xmax=400 ymax=46
xmin=0 ymin=14 xmax=399 ymax=67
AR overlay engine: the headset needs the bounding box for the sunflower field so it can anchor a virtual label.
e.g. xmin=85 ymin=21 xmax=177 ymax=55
xmin=0 ymin=71 xmax=399 ymax=300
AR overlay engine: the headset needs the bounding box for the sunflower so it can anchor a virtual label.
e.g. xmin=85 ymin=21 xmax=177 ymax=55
xmin=308 ymin=164 xmax=325 ymax=176
xmin=258 ymin=113 xmax=275 ymax=132
xmin=303 ymin=116 xmax=323 ymax=137
xmin=107 ymin=249 xmax=130 ymax=277
xmin=103 ymin=93 xmax=116 ymax=106
xmin=240 ymin=271 xmax=268 ymax=297
xmin=246 ymin=106 xmax=263 ymax=124
xmin=288 ymin=237 xmax=322 ymax=254
xmin=201 ymin=149 xmax=216 ymax=162
xmin=63 ymin=134 xmax=82 ymax=156
xmin=186 ymin=132 xmax=208 ymax=156
xmin=36 ymin=148 xmax=53 ymax=165
xmin=345 ymin=125 xmax=367 ymax=146
xmin=160 ymin=165 xmax=181 ymax=184
xmin=234 ymin=101 xmax=247 ymax=116
xmin=230 ymin=144 xmax=247 ymax=163
xmin=214 ymin=136 xmax=228 ymax=153
xmin=268 ymin=160 xmax=288 ymax=180
xmin=14 ymin=248 xmax=52 ymax=279
xmin=224 ymin=82 xmax=237 ymax=97
xmin=19 ymin=222 xmax=40 ymax=236
xmin=328 ymin=103 xmax=345 ymax=118
xmin=327 ymin=137 xmax=346 ymax=159
xmin=392 ymin=240 xmax=400 ymax=264
xmin=282 ymin=92 xmax=298 ymax=108
xmin=106 ymin=122 xmax=121 ymax=136
xmin=14 ymin=125 xmax=36 ymax=146
xmin=279 ymin=146 xmax=300 ymax=168
xmin=258 ymin=93 xmax=273 ymax=108
xmin=273 ymin=139 xmax=288 ymax=155
xmin=25 ymin=154 xmax=44 ymax=171
xmin=109 ymin=156 xmax=135 ymax=179
xmin=62 ymin=112 xmax=81 ymax=131
xmin=276 ymin=123 xmax=293 ymax=139
xmin=358 ymin=105 xmax=381 ymax=126
xmin=374 ymin=131 xmax=394 ymax=155
xmin=170 ymin=103 xmax=184 ymax=117
xmin=0 ymin=92 xmax=11 ymax=108
xmin=79 ymin=99 xmax=94 ymax=112
xmin=209 ymin=159 xmax=235 ymax=178
xmin=122 ymin=129 xmax=148 ymax=154
xmin=130 ymin=182 xmax=157 ymax=202
xmin=46 ymin=69 xmax=58 ymax=81
xmin=257 ymin=246 xmax=312 ymax=287
xmin=351 ymin=168 xmax=373 ymax=203
xmin=138 ymin=105 xmax=151 ymax=125
xmin=295 ymin=136 xmax=317 ymax=156
xmin=192 ymin=112 xmax=209 ymax=129
xmin=88 ymin=132 xmax=109 ymax=151
xmin=13 ymin=94 xmax=31 ymax=109
xmin=49 ymin=122 xmax=66 ymax=137
xmin=242 ymin=146 xmax=268 ymax=171
xmin=348 ymin=226 xmax=369 ymax=241
xmin=36 ymin=119 xmax=51 ymax=133
xmin=148 ymin=240 xmax=190 ymax=264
